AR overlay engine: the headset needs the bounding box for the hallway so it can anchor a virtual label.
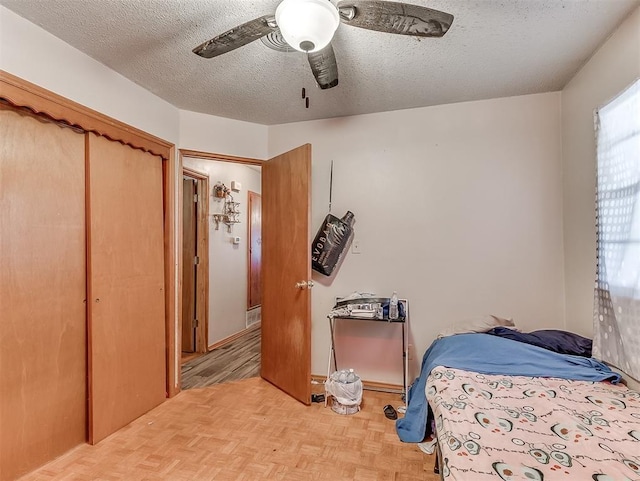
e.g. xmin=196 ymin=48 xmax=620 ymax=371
xmin=181 ymin=326 xmax=260 ymax=390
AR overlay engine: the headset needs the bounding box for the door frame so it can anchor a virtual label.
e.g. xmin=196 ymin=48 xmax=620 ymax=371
xmin=247 ymin=190 xmax=262 ymax=310
xmin=182 ymin=167 xmax=210 ymax=355
xmin=181 ymin=176 xmax=198 ymax=353
xmin=178 ymin=149 xmax=263 ymax=391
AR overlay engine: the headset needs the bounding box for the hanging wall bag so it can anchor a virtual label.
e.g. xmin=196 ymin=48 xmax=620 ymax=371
xmin=311 ymin=161 xmax=355 ymax=277
xmin=311 ymin=211 xmax=355 ymax=276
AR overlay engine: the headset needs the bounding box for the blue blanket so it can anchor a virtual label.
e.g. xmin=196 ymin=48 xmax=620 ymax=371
xmin=395 ymin=333 xmax=621 ymax=442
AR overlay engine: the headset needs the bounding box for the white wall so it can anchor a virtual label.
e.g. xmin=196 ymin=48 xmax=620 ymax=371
xmin=561 ymin=6 xmax=640 ymax=338
xmin=182 ymin=158 xmax=261 ymax=346
xmin=0 ymin=6 xmax=180 ymax=143
xmin=561 ymin=6 xmax=640 ymax=389
xmin=8 ymin=0 xmax=633 ymax=389
xmin=269 ymin=92 xmax=565 ymax=384
xmin=179 ymin=110 xmax=268 ymax=160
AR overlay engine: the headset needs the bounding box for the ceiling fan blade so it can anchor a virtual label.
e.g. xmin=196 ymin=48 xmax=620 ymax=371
xmin=337 ymin=1 xmax=453 ymax=37
xmin=308 ymin=43 xmax=339 ymax=90
xmin=193 ymin=15 xmax=277 ymax=58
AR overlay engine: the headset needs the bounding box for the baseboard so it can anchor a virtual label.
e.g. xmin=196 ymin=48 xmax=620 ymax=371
xmin=208 ymin=322 xmax=261 ymax=351
xmin=311 ymin=374 xmax=403 ymax=393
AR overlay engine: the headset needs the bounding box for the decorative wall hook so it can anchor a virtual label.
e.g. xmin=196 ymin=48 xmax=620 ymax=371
xmin=212 ymin=192 xmax=241 ymax=233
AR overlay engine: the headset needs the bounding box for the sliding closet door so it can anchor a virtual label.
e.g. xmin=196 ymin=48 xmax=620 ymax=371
xmin=0 ymin=107 xmax=86 ymax=480
xmin=86 ymin=133 xmax=166 ymax=444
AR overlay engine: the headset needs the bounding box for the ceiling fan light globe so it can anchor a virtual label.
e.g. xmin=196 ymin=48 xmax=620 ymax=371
xmin=275 ymin=0 xmax=339 ymax=53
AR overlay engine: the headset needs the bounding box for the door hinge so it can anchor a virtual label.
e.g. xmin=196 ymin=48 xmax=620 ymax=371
xmin=193 ymin=193 xmax=198 ymax=203
xmin=194 ymin=256 xmax=200 ymax=265
xmin=193 ymin=319 xmax=199 ymax=328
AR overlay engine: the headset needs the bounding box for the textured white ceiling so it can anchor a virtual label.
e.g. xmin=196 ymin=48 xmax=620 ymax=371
xmin=2 ymin=0 xmax=638 ymax=125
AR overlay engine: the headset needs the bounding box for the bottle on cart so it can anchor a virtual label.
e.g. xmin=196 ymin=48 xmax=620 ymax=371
xmin=389 ymin=292 xmax=399 ymax=320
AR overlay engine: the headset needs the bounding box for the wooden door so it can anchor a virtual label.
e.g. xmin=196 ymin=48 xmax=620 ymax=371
xmin=182 ymin=177 xmax=197 ymax=353
xmin=0 ymin=107 xmax=86 ymax=480
xmin=248 ymin=191 xmax=262 ymax=309
xmin=87 ymin=133 xmax=166 ymax=444
xmin=261 ymin=144 xmax=312 ymax=405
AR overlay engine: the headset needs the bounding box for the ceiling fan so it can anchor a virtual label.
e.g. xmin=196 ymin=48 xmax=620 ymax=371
xmin=193 ymin=0 xmax=454 ymax=90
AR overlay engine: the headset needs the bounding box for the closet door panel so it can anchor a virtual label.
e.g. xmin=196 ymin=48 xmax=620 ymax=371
xmin=0 ymin=108 xmax=86 ymax=481
xmin=87 ymin=133 xmax=165 ymax=444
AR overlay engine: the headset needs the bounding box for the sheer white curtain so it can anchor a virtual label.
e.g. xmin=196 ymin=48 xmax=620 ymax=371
xmin=593 ymin=79 xmax=640 ymax=380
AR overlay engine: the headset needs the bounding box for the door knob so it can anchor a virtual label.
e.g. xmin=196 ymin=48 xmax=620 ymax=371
xmin=295 ymin=280 xmax=315 ymax=289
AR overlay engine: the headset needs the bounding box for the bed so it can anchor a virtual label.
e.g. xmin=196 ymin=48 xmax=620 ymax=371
xmin=396 ymin=333 xmax=640 ymax=480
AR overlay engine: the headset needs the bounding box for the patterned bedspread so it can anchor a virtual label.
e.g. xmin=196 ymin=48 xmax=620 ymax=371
xmin=427 ymin=366 xmax=640 ymax=480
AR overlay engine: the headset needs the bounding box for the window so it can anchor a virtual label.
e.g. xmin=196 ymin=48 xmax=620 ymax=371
xmin=593 ymin=79 xmax=640 ymax=380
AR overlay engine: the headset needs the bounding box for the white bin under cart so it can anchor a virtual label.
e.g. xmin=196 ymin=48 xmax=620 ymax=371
xmin=326 ymin=297 xmax=409 ymax=404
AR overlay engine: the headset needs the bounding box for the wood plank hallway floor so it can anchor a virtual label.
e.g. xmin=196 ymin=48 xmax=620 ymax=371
xmin=17 ymin=377 xmax=439 ymax=481
xmin=182 ymin=326 xmax=261 ymax=390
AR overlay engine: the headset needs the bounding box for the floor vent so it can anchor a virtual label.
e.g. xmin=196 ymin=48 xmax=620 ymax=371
xmin=246 ymin=306 xmax=261 ymax=328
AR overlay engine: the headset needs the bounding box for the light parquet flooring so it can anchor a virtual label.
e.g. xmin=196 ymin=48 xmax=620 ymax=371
xmin=18 ymin=377 xmax=439 ymax=481
xmin=182 ymin=327 xmax=261 ymax=390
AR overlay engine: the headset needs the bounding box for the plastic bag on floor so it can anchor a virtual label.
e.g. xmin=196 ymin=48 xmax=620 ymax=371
xmin=326 ymin=369 xmax=363 ymax=415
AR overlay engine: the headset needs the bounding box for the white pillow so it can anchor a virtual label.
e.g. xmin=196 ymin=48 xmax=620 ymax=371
xmin=437 ymin=315 xmax=515 ymax=339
